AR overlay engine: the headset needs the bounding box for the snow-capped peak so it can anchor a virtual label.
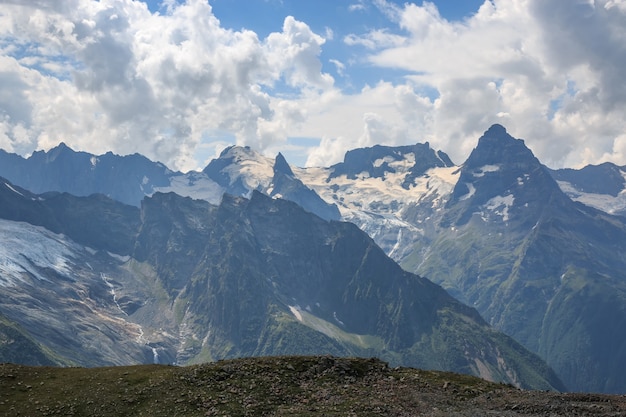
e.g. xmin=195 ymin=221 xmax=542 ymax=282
xmin=204 ymin=146 xmax=275 ymax=194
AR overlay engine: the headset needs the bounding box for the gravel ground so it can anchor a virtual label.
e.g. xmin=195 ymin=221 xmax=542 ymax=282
xmin=1 ymin=356 xmax=625 ymax=416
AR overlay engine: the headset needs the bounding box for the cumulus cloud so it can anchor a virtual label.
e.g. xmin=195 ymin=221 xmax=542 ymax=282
xmin=0 ymin=0 xmax=334 ymax=170
xmin=1 ymin=0 xmax=625 ymax=171
xmin=334 ymin=0 xmax=626 ymax=168
xmin=304 ymin=82 xmax=435 ymax=167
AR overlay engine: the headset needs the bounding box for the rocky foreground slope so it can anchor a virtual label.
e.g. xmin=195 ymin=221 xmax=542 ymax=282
xmin=1 ymin=356 xmax=624 ymax=417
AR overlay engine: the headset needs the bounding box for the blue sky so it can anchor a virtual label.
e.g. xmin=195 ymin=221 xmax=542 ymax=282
xmin=143 ymin=1 xmax=486 ymax=34
xmin=142 ymin=0 xmax=485 ymax=93
xmin=1 ymin=1 xmax=626 ymax=171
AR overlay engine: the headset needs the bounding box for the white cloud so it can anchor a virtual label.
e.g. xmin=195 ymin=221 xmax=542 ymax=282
xmin=304 ymin=82 xmax=435 ymax=167
xmin=344 ymin=29 xmax=405 ymax=50
xmin=0 ymin=0 xmax=334 ymax=171
xmin=348 ymin=6 xmax=364 ymax=13
xmin=265 ymin=16 xmax=334 ymax=90
xmin=1 ymin=0 xmax=625 ymax=172
xmin=332 ymin=0 xmax=626 ymax=169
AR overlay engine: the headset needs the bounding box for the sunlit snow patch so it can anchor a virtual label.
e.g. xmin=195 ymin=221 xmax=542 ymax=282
xmin=484 ymin=194 xmax=515 ymax=221
xmin=459 ymin=183 xmax=476 ymax=201
xmin=557 ymin=180 xmax=626 ymax=215
xmin=221 ymin=147 xmax=275 ymax=190
xmin=289 ymin=305 xmax=303 ymax=322
xmin=4 ymin=182 xmax=23 ymax=196
xmin=154 ymin=174 xmax=224 ymax=205
xmin=472 ymin=165 xmax=500 ymax=177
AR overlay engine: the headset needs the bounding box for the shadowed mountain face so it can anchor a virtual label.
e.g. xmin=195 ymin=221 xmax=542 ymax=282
xmin=267 ymin=152 xmax=341 ymax=221
xmin=0 ymin=144 xmax=173 ymax=206
xmin=0 ymin=144 xmax=339 ymax=221
xmin=0 ymin=181 xmax=563 ymax=391
xmin=551 ymin=162 xmax=626 ymax=197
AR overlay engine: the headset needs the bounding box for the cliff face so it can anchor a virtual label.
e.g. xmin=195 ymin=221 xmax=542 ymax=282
xmin=0 ymin=181 xmax=562 ymax=390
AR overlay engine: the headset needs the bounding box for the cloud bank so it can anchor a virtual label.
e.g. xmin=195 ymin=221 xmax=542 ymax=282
xmin=0 ymin=0 xmax=331 ymax=170
xmin=1 ymin=0 xmax=625 ymax=170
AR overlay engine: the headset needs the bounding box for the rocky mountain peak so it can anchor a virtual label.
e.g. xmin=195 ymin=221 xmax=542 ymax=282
xmin=273 ymin=152 xmax=294 ymax=177
xmin=328 ymin=142 xmax=454 ymax=189
xmin=0 ymin=144 xmax=174 ymax=206
xmin=216 ymin=145 xmax=269 ymax=165
xmin=34 ymin=142 xmax=81 ymax=164
xmin=464 ymin=124 xmax=536 ymax=170
xmin=48 ymin=141 xmax=72 ymax=153
xmin=203 ymin=145 xmax=274 ymax=195
xmin=446 ymin=125 xmax=565 ymax=226
xmin=269 ymin=153 xmax=341 ymax=221
xmin=484 ymin=123 xmax=507 ymax=137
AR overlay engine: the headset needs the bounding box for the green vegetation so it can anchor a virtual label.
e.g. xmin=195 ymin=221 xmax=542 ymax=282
xmin=0 ymin=316 xmax=66 ymax=367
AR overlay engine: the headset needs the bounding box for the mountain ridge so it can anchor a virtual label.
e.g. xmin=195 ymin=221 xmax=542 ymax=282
xmin=1 ymin=125 xmax=626 ymax=392
xmin=0 ymin=178 xmax=564 ymax=390
xmin=550 ymin=162 xmax=626 ymax=217
xmin=409 ymin=126 xmax=626 ymax=393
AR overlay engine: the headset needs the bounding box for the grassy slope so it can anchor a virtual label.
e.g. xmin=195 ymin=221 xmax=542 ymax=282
xmin=0 ymin=316 xmax=65 ymax=367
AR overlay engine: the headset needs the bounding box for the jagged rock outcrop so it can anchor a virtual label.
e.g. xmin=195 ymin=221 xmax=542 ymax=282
xmin=0 ymin=181 xmax=563 ymax=390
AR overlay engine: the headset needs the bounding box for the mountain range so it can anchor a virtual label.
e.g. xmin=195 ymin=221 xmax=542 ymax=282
xmin=0 ymin=124 xmax=625 ymax=393
xmin=0 ymin=177 xmax=562 ymax=391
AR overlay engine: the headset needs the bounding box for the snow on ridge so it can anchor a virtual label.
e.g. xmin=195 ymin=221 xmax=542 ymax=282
xmin=373 ymin=156 xmax=394 ymax=168
xmin=222 ymin=147 xmax=275 ymax=191
xmin=154 ymin=174 xmax=224 ymax=205
xmin=294 ymin=164 xmax=457 ymax=257
xmin=473 ymin=165 xmax=500 ymax=177
xmin=354 ymin=152 xmax=418 ymax=174
xmin=420 ymin=166 xmax=459 ymax=204
xmin=435 ymin=151 xmax=448 ymax=165
xmin=557 ymin=180 xmax=626 ymax=215
xmin=289 ymin=305 xmax=303 ymax=322
xmin=4 ymin=182 xmax=24 ymax=197
xmin=459 ymin=183 xmax=476 ymax=201
xmin=296 ymin=165 xmax=458 ymax=217
xmin=556 ymin=180 xmax=580 ymax=197
xmin=387 ymin=152 xmax=415 ymax=173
